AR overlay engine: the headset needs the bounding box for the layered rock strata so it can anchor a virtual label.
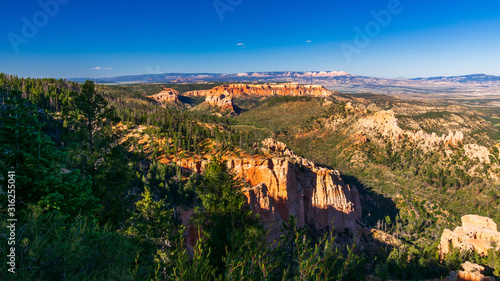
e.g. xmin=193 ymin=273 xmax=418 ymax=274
xmin=147 ymin=87 xmax=180 ymax=106
xmin=186 ymin=83 xmax=332 ymax=98
xmin=359 ymin=110 xmax=464 ymax=147
xmin=439 ymin=215 xmax=500 ymax=257
xmin=205 ymin=93 xmax=236 ymax=112
xmin=165 ymin=139 xmax=362 ymax=241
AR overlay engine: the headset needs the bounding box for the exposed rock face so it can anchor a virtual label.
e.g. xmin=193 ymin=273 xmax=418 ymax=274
xmin=147 ymin=87 xmax=180 ymax=106
xmin=242 ymin=183 xmax=283 ymax=241
xmin=359 ymin=110 xmax=464 ymax=147
xmin=164 ymin=139 xmax=361 ymax=241
xmin=205 ymin=93 xmax=236 ymax=112
xmin=367 ymin=262 xmax=495 ymax=280
xmin=439 ymin=215 xmax=500 ymax=257
xmin=456 ymin=261 xmax=495 ymax=281
xmin=462 ymin=215 xmax=498 ymax=232
xmin=463 ymin=144 xmax=492 ymax=164
xmin=186 ymin=83 xmax=332 ymax=98
xmin=228 ymin=154 xmax=361 ymax=240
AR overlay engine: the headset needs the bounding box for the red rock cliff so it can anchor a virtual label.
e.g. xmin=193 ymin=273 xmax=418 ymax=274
xmin=186 ymin=83 xmax=332 ymax=98
xmin=205 ymin=93 xmax=236 ymax=112
xmin=147 ymin=87 xmax=180 ymax=106
xmin=166 ymin=139 xmax=361 ymax=241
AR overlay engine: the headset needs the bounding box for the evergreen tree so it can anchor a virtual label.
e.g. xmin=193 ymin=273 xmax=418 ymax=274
xmin=0 ymin=90 xmax=98 ymax=217
xmin=193 ymin=155 xmax=264 ymax=275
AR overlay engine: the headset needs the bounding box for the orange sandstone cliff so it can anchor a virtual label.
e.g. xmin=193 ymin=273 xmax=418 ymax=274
xmin=165 ymin=138 xmax=361 ymax=241
xmin=185 ymin=83 xmax=332 ymax=98
xmin=439 ymin=215 xmax=500 ymax=257
xmin=147 ymin=87 xmax=180 ymax=106
xmin=203 ymin=93 xmax=238 ymax=114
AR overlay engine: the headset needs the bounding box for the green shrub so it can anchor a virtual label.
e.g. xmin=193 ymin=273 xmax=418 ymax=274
xmin=0 ymin=206 xmax=154 ymax=280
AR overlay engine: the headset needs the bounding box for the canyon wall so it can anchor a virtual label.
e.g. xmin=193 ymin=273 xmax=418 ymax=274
xmin=204 ymin=93 xmax=236 ymax=112
xmin=185 ymin=83 xmax=332 ymax=98
xmin=167 ymin=139 xmax=361 ymax=241
xmin=147 ymin=87 xmax=180 ymax=106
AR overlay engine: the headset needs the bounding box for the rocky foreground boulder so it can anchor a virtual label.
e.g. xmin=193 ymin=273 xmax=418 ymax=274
xmin=439 ymin=215 xmax=500 ymax=257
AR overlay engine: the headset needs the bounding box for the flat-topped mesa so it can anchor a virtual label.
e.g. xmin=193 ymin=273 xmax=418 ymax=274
xmin=439 ymin=215 xmax=500 ymax=257
xmin=165 ymin=138 xmax=361 ymax=241
xmin=147 ymin=87 xmax=180 ymax=106
xmin=185 ymin=83 xmax=332 ymax=98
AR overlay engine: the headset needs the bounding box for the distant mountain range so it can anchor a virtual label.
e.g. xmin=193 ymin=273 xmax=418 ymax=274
xmin=71 ymin=71 xmax=500 ymax=85
xmin=411 ymin=74 xmax=500 ymax=83
xmin=71 ymin=71 xmax=351 ymax=84
xmin=71 ymin=71 xmax=500 ymax=98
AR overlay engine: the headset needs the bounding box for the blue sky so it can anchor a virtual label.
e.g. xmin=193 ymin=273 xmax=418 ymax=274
xmin=1 ymin=0 xmax=499 ymax=78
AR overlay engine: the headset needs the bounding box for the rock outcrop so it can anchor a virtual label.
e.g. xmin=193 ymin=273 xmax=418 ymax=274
xmin=439 ymin=215 xmax=500 ymax=257
xmin=186 ymin=83 xmax=332 ymax=98
xmin=147 ymin=87 xmax=180 ymax=106
xmin=456 ymin=262 xmax=495 ymax=281
xmin=205 ymin=93 xmax=237 ymax=112
xmin=359 ymin=110 xmax=464 ymax=147
xmin=463 ymin=144 xmax=492 ymax=164
xmin=163 ymin=139 xmax=362 ymax=241
xmin=229 ymin=152 xmax=361 ymax=240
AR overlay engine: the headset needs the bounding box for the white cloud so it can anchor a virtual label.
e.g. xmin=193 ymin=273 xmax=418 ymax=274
xmin=236 ymin=43 xmax=244 ymax=46
xmin=306 ymin=40 xmax=312 ymax=43
xmin=91 ymin=67 xmax=113 ymax=70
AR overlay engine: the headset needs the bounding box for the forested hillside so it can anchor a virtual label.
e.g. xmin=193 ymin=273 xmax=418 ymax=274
xmin=1 ymin=73 xmax=499 ymax=280
xmin=0 ymin=74 xmax=362 ymax=280
xmin=235 ymin=94 xmax=500 ymax=279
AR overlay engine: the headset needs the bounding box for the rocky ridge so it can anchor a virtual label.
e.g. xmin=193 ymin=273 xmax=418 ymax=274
xmin=352 ymin=110 xmax=499 ymax=167
xmin=202 ymin=93 xmax=240 ymax=114
xmin=146 ymin=87 xmax=180 ymax=106
xmin=439 ymin=215 xmax=500 ymax=257
xmin=205 ymin=94 xmax=233 ymax=110
xmin=185 ymin=83 xmax=333 ymax=98
xmin=359 ymin=110 xmax=464 ymax=147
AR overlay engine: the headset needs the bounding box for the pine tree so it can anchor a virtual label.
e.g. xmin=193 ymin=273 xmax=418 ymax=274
xmin=192 ymin=156 xmax=264 ymax=275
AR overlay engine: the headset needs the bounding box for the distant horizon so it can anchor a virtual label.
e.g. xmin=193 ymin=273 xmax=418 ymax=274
xmin=3 ymin=70 xmax=500 ymax=81
xmin=2 ymin=0 xmax=500 ymax=79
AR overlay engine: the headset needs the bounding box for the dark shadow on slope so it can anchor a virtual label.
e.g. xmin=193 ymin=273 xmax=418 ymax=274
xmin=178 ymin=95 xmax=205 ymax=107
xmin=342 ymin=174 xmax=399 ymax=229
xmin=307 ymin=162 xmax=400 ymax=229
